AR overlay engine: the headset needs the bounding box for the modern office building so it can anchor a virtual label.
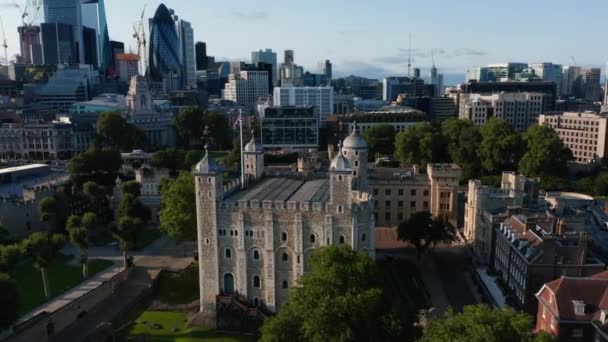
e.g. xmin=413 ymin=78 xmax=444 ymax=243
xmin=344 ymin=106 xmax=427 ymax=134
xmin=39 ymin=0 xmax=84 ymax=63
xmin=178 ymin=19 xmax=196 ymax=89
xmin=39 ymin=22 xmax=76 ymax=65
xmin=459 ymin=92 xmax=547 ymax=132
xmin=252 ymin=49 xmax=277 ymax=85
xmin=577 ymin=68 xmax=601 ymax=102
xmin=261 ymin=106 xmax=319 ymax=149
xmin=108 ymin=40 xmax=124 ymax=76
xmin=539 ymin=112 xmax=608 ymax=163
xmin=32 ymin=65 xmax=96 ymax=112
xmin=223 ymin=70 xmax=269 ymax=110
xmin=81 ymin=0 xmax=111 ymax=71
xmin=116 ymin=53 xmax=139 ymax=83
xmin=461 ymin=80 xmax=557 ymax=114
xmin=195 ymin=42 xmax=208 ymax=71
xmin=382 ymin=76 xmax=424 ymax=102
xmin=322 ymin=59 xmax=332 ymax=84
xmin=279 ymin=50 xmax=304 ymax=86
xmin=18 ymin=25 xmax=43 ymax=65
xmin=403 ymin=96 xmax=457 ymax=122
xmin=70 ymin=93 xmax=126 ymax=114
xmin=273 ymin=86 xmax=334 ymax=125
xmin=82 ymin=26 xmax=98 ymax=66
xmin=148 ymin=4 xmax=181 ymax=91
xmin=466 ymin=63 xmax=529 ymax=82
xmin=530 ymin=63 xmax=563 ymax=96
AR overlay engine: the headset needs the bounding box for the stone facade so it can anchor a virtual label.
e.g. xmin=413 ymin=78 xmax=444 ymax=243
xmin=195 ymin=129 xmax=375 ymax=316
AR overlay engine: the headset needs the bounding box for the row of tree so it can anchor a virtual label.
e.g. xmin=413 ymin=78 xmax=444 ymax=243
xmin=363 ymin=118 xmax=573 ymax=181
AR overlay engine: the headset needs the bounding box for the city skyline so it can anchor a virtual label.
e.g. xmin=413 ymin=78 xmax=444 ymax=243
xmin=2 ymin=0 xmax=608 ymax=80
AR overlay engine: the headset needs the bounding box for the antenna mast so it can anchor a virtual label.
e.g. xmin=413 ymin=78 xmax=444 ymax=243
xmin=407 ymin=33 xmax=412 ymax=77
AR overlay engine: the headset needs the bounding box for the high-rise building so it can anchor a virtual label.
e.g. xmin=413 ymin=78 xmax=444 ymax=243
xmin=530 ymin=63 xmax=563 ymax=96
xmin=81 ymin=0 xmax=111 ymax=71
xmin=116 ymin=53 xmax=139 ymax=83
xmin=39 ymin=0 xmax=84 ymax=64
xmin=466 ymin=63 xmax=528 ymax=82
xmin=108 ymin=40 xmax=124 ymax=76
xmin=18 ymin=26 xmax=43 ymax=65
xmin=382 ymin=76 xmax=424 ymax=102
xmin=273 ymin=86 xmax=334 ymax=125
xmin=561 ymin=66 xmax=581 ymax=97
xmin=284 ymin=50 xmax=294 ymax=64
xmin=40 ymin=22 xmax=76 ymax=65
xmin=252 ymin=49 xmax=277 ymax=85
xmin=461 ymin=80 xmax=557 ymax=113
xmin=195 ymin=42 xmax=208 ymax=71
xmin=148 ymin=4 xmax=181 ymax=91
xmin=322 ymin=59 xmax=332 ymax=83
xmin=223 ymin=70 xmax=269 ymax=109
xmin=459 ymin=92 xmax=547 ymax=132
xmin=279 ymin=50 xmax=304 ymax=86
xmin=429 ymin=64 xmax=444 ymax=97
xmin=577 ymin=68 xmax=601 ymax=102
xmin=178 ymin=20 xmax=196 ymax=89
xmin=82 ymin=26 xmax=98 ymax=66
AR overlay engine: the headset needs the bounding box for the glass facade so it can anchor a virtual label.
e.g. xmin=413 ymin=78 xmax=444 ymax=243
xmin=40 ymin=0 xmax=83 ymax=63
xmin=261 ymin=106 xmax=318 ymax=148
xmin=82 ymin=0 xmax=111 ymax=71
xmin=40 ymin=22 xmax=76 ymax=65
xmin=148 ymin=4 xmax=181 ymax=86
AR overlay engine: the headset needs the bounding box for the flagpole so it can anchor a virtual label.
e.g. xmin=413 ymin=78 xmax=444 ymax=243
xmin=240 ymin=109 xmax=245 ymax=189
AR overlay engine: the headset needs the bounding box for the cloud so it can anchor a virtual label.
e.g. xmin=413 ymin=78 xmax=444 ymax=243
xmin=231 ymin=10 xmax=268 ymax=21
xmin=453 ymin=48 xmax=486 ymax=57
xmin=0 ymin=1 xmax=18 ymax=9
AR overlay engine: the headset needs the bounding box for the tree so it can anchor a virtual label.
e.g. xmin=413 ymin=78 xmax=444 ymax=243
xmin=0 ymin=274 xmax=19 ymax=330
xmin=0 ymin=225 xmax=10 ymax=244
xmin=397 ymin=212 xmax=456 ymax=260
xmin=0 ymin=244 xmax=21 ymax=276
xmin=421 ymin=305 xmax=546 ymax=342
xmin=173 ymin=108 xmax=231 ymax=149
xmin=478 ymin=118 xmax=523 ymax=175
xmin=363 ymin=124 xmax=396 ymax=160
xmin=38 ymin=195 xmax=68 ymax=232
xmin=159 ymin=172 xmax=197 ymax=241
xmin=83 ymin=181 xmax=108 ymax=210
xmin=20 ymin=232 xmax=65 ymax=299
xmin=69 ymin=148 xmax=122 ymax=187
xmin=173 ymin=107 xmax=204 ymax=147
xmin=441 ymin=119 xmax=482 ymax=180
xmin=121 ymin=180 xmax=141 ymax=197
xmin=394 ymin=123 xmax=444 ymax=167
xmin=222 ymin=138 xmax=241 ymax=169
xmin=66 ymin=213 xmax=96 ymax=278
xmin=150 ymin=148 xmax=187 ymax=174
xmin=117 ymin=194 xmax=150 ymax=225
xmin=111 ymin=216 xmax=143 ymax=267
xmin=95 ymin=112 xmax=149 ymax=151
xmin=261 ymin=245 xmax=401 ymax=342
xmin=519 ymin=125 xmax=572 ymax=178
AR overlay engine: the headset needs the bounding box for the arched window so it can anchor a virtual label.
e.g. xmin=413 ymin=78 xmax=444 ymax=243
xmin=281 ymin=232 xmax=287 ymax=242
xmin=282 ymin=252 xmax=289 ymax=261
xmin=282 ymin=280 xmax=288 ymax=289
xmin=339 ymin=236 xmax=345 ymax=244
xmin=310 ymin=234 xmax=316 ymax=244
xmin=224 ymin=274 xmax=235 ymax=294
xmin=225 ymin=248 xmax=232 ymax=258
xmin=253 ymin=297 xmax=259 ymax=306
xmin=361 ymin=233 xmax=367 ymax=242
xmin=253 ymin=249 xmax=260 ymax=260
xmin=253 ymin=275 xmax=261 ymax=288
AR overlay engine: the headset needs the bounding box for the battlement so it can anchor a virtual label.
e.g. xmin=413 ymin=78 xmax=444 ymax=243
xmin=427 ymin=163 xmax=462 ymax=178
xmin=223 ymin=179 xmax=243 ymax=197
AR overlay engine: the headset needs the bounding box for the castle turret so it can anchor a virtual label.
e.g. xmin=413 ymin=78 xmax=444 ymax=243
xmin=342 ymin=122 xmax=368 ymax=191
xmin=194 ymin=144 xmax=223 ymax=314
xmin=329 ymin=142 xmax=353 ymax=208
xmin=243 ymin=131 xmax=264 ymax=183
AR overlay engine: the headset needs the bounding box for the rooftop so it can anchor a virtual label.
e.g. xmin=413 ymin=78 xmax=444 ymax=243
xmin=226 ymin=178 xmax=329 ymax=204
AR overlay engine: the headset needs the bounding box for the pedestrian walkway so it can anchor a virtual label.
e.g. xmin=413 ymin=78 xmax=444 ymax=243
xmin=473 ymin=266 xmax=506 ymax=307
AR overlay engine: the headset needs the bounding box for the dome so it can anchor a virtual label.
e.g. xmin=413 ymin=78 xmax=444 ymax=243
xmin=343 ymin=122 xmax=368 ymax=149
xmin=195 ymin=144 xmax=222 ymax=174
xmin=244 ymin=133 xmax=263 ymax=153
xmin=330 ymin=142 xmax=352 ymax=171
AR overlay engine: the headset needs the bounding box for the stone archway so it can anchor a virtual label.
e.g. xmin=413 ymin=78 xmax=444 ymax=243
xmin=223 ymin=273 xmax=235 ymax=295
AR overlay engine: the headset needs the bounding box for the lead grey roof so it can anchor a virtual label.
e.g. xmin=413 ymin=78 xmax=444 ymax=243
xmin=227 ymin=178 xmax=329 ymax=203
xmin=194 ymin=145 xmax=222 ymax=174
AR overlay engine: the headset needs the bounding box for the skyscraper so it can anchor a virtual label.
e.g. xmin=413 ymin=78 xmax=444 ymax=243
xmin=39 ymin=0 xmax=84 ymax=64
xmin=148 ymin=4 xmax=181 ymax=90
xmin=81 ymin=0 xmax=111 ymax=71
xmin=195 ymin=42 xmax=208 ymax=71
xmin=18 ymin=26 xmax=43 ymax=65
xmin=178 ymin=19 xmax=196 ymax=89
xmin=252 ymin=49 xmax=277 ymax=85
xmin=322 ymin=59 xmax=332 ymax=83
xmin=40 ymin=22 xmax=76 ymax=64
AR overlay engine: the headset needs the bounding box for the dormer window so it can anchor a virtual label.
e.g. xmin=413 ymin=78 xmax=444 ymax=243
xmin=572 ymin=300 xmax=585 ymax=315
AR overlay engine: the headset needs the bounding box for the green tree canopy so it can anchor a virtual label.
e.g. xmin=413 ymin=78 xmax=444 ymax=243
xmin=397 ymin=212 xmax=456 ymax=260
xmin=20 ymin=232 xmax=65 ymax=298
xmin=38 ymin=195 xmax=69 ymax=232
xmin=363 ymin=124 xmax=396 ymax=160
xmin=261 ymin=245 xmax=401 ymax=342
xmin=117 ymin=194 xmax=150 ymax=224
xmin=441 ymin=119 xmax=482 ymax=180
xmin=111 ymin=216 xmax=144 ymax=267
xmin=0 ymin=244 xmax=22 ymax=276
xmin=159 ymin=172 xmax=196 ymax=241
xmin=0 ymin=274 xmax=19 ymax=330
xmin=421 ymin=305 xmax=549 ymax=342
xmin=69 ymin=148 xmax=122 ymax=187
xmin=121 ymin=180 xmax=141 ymax=197
xmin=394 ymin=123 xmax=444 ymax=167
xmin=174 ymin=108 xmax=232 ymax=149
xmin=518 ymin=125 xmax=572 ymax=178
xmin=478 ymin=118 xmax=523 ymax=175
xmin=95 ymin=111 xmax=149 ymax=151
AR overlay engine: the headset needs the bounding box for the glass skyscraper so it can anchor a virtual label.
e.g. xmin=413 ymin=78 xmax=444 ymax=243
xmin=148 ymin=4 xmax=181 ymax=89
xmin=82 ymin=0 xmax=111 ymax=71
xmin=39 ymin=0 xmax=84 ymax=64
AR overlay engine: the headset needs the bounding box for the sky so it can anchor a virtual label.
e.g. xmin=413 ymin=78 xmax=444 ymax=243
xmin=1 ymin=0 xmax=608 ymax=82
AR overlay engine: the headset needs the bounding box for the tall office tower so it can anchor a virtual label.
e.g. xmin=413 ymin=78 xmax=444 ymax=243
xmin=413 ymin=68 xmax=421 ymax=78
xmin=196 ymin=42 xmax=208 ymax=71
xmin=530 ymin=63 xmax=563 ymax=96
xmin=148 ymin=4 xmax=181 ymax=91
xmin=178 ymin=20 xmax=196 ymax=89
xmin=273 ymin=86 xmax=334 ymax=125
xmin=252 ymin=49 xmax=277 ymax=85
xmin=116 ymin=53 xmax=139 ymax=83
xmin=18 ymin=26 xmax=43 ymax=65
xmin=82 ymin=26 xmax=98 ymax=66
xmin=577 ymin=68 xmax=601 ymax=101
xmin=429 ymin=64 xmax=444 ymax=97
xmin=40 ymin=0 xmax=84 ymax=64
xmin=223 ymin=70 xmax=269 ymax=109
xmin=284 ymin=50 xmax=294 ymax=64
xmin=322 ymin=59 xmax=332 ymax=83
xmin=40 ymin=22 xmax=76 ymax=64
xmin=561 ymin=66 xmax=581 ymax=97
xmin=382 ymin=76 xmax=424 ymax=102
xmin=108 ymin=40 xmax=124 ymax=76
xmin=81 ymin=0 xmax=111 ymax=71
xmin=459 ymin=92 xmax=547 ymax=132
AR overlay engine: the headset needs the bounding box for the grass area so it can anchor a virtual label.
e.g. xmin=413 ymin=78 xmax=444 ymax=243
xmin=121 ymin=311 xmax=253 ymax=342
xmin=16 ymin=254 xmax=113 ymax=315
xmin=91 ymin=228 xmax=163 ymax=250
xmin=156 ymin=265 xmax=199 ymax=305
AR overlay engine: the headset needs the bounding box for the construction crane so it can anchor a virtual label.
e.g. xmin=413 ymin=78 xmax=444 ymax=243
xmin=13 ymin=1 xmax=30 ymax=26
xmin=0 ymin=15 xmax=7 ymax=66
xmin=570 ymin=56 xmax=577 ymax=66
xmin=133 ymin=4 xmax=148 ymax=74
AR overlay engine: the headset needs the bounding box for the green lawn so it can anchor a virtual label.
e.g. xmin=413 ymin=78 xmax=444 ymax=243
xmin=121 ymin=311 xmax=252 ymax=342
xmin=91 ymin=228 xmax=163 ymax=250
xmin=16 ymin=254 xmax=113 ymax=315
xmin=156 ymin=265 xmax=199 ymax=305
